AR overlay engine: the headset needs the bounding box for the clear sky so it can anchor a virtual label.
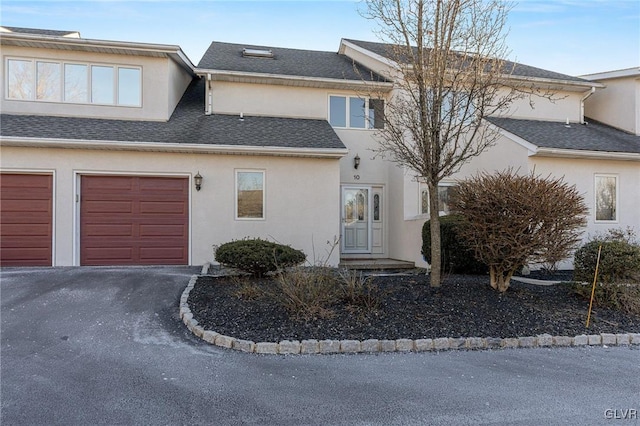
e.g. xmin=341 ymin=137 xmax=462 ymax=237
xmin=1 ymin=0 xmax=638 ymax=76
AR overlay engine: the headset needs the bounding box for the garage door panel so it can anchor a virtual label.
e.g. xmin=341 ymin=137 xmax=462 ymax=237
xmin=139 ymin=201 xmax=187 ymax=214
xmin=83 ymin=224 xmax=134 ymax=237
xmin=0 ymin=174 xmax=53 ymax=266
xmin=83 ymin=201 xmax=133 ymax=214
xmin=139 ymin=247 xmax=186 ymax=262
xmin=80 ymin=175 xmax=188 ymax=265
xmin=140 ymin=224 xmax=187 ymax=237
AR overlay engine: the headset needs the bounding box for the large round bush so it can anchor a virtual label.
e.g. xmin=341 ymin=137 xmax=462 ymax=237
xmin=215 ymin=238 xmax=306 ymax=276
xmin=574 ymin=239 xmax=640 ymax=284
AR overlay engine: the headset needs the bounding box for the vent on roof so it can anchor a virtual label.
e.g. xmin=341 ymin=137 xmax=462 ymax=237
xmin=242 ymin=48 xmax=274 ymax=59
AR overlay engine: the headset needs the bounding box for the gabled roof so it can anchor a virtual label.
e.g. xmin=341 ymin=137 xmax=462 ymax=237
xmin=487 ymin=116 xmax=640 ymax=157
xmin=0 ymin=26 xmax=80 ymax=38
xmin=0 ymin=79 xmax=346 ymax=157
xmin=197 ymin=41 xmax=388 ymax=83
xmin=343 ymin=39 xmax=597 ymax=87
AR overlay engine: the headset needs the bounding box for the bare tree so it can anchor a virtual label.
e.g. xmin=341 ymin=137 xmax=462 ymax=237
xmin=360 ymin=0 xmax=555 ymax=287
xmin=451 ymin=169 xmax=588 ymax=292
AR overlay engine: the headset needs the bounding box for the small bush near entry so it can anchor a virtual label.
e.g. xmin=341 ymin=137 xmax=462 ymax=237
xmin=215 ymin=238 xmax=306 ymax=277
xmin=273 ymin=267 xmax=340 ymax=320
xmin=421 ymin=214 xmax=487 ymax=275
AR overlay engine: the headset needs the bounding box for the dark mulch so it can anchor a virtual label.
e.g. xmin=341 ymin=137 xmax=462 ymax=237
xmin=188 ymin=273 xmax=640 ymax=342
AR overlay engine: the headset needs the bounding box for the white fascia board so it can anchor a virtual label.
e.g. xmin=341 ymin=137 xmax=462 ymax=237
xmin=580 ymin=67 xmax=640 ymax=81
xmin=498 ymin=73 xmax=604 ymax=91
xmin=533 ymin=147 xmax=640 ymax=161
xmin=194 ymin=68 xmax=393 ymax=91
xmin=339 ymin=39 xmax=400 ymax=70
xmin=0 ymin=136 xmax=348 ymax=159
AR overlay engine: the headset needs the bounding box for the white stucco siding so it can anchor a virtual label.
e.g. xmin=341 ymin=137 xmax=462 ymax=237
xmin=167 ymin=58 xmax=195 ymax=118
xmin=499 ymin=89 xmax=584 ymax=122
xmin=1 ymin=46 xmax=182 ymax=121
xmin=530 ymin=156 xmax=640 ymax=240
xmin=584 ymin=77 xmax=639 ymax=135
xmin=0 ymin=146 xmax=341 ymax=267
xmin=211 ymin=82 xmax=334 ymax=119
xmin=335 ymin=129 xmax=389 ymax=185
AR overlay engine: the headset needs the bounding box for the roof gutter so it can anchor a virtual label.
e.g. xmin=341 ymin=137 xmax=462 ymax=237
xmin=533 ymin=147 xmax=640 ymax=161
xmin=0 ymin=136 xmax=349 ymax=159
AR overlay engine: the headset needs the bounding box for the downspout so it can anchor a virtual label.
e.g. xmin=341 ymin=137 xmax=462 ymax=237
xmin=205 ymin=73 xmax=213 ymax=116
xmin=580 ymin=87 xmax=596 ymax=124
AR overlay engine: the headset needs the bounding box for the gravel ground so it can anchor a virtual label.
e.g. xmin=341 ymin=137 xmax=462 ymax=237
xmin=188 ymin=272 xmax=640 ymax=342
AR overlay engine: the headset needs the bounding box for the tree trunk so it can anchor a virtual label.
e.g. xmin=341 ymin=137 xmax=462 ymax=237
xmin=489 ymin=266 xmax=513 ymax=293
xmin=429 ymin=182 xmax=441 ymax=288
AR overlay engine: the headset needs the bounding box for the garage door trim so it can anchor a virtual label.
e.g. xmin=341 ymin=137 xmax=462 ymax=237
xmin=0 ymin=169 xmax=56 ymax=266
xmin=74 ymin=171 xmax=192 ymax=266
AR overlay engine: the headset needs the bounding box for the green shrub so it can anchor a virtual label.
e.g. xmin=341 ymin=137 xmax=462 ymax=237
xmin=215 ymin=238 xmax=306 ymax=277
xmin=574 ymin=240 xmax=640 ymax=284
xmin=421 ymin=214 xmax=487 ymax=275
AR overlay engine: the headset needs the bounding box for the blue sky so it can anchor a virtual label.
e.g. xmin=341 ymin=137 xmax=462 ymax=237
xmin=1 ymin=0 xmax=638 ymax=76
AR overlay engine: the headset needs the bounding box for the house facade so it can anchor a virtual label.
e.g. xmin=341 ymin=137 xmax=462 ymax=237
xmin=1 ymin=27 xmax=638 ymax=268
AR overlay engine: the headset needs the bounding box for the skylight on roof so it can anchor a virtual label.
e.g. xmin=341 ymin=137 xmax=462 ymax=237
xmin=242 ymin=48 xmax=274 ymax=59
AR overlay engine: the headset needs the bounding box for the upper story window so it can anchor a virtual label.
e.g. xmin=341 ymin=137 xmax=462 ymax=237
xmin=5 ymin=57 xmax=141 ymax=107
xmin=329 ymin=95 xmax=384 ymax=129
xmin=595 ymin=174 xmax=617 ymax=222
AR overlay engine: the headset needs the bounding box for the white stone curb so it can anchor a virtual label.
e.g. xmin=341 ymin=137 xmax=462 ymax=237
xmin=180 ymin=275 xmax=640 ymax=355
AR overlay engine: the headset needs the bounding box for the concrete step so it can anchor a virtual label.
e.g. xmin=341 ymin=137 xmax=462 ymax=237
xmin=339 ymin=258 xmax=415 ymax=270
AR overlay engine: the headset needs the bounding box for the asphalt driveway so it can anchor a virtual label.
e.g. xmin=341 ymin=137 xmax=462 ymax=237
xmin=1 ymin=267 xmax=638 ymax=425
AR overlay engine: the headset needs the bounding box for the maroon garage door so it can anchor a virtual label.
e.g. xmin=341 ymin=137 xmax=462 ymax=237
xmin=80 ymin=175 xmax=188 ymax=265
xmin=0 ymin=173 xmax=53 ymax=266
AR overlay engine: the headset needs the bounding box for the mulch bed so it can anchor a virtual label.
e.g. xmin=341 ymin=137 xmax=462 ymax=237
xmin=187 ymin=272 xmax=640 ymax=342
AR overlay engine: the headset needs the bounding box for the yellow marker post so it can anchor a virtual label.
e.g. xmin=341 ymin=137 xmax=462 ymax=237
xmin=586 ymin=244 xmax=603 ymax=328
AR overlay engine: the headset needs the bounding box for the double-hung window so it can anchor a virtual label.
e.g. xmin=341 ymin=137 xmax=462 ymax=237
xmin=5 ymin=57 xmax=141 ymax=107
xmin=236 ymin=170 xmax=265 ymax=220
xmin=594 ymin=174 xmax=617 ymax=222
xmin=329 ymin=95 xmax=384 ymax=129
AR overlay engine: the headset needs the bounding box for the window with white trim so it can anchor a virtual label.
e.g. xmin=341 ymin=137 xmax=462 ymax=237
xmin=420 ymin=182 xmax=455 ymax=216
xmin=5 ymin=57 xmax=141 ymax=107
xmin=595 ymin=174 xmax=617 ymax=222
xmin=328 ymin=95 xmax=384 ymax=129
xmin=236 ymin=170 xmax=265 ymax=220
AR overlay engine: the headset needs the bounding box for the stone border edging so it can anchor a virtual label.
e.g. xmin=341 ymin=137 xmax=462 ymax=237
xmin=180 ymin=274 xmax=640 ymax=355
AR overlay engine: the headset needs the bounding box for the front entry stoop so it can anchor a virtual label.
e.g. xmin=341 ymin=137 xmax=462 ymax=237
xmin=339 ymin=258 xmax=415 ymax=270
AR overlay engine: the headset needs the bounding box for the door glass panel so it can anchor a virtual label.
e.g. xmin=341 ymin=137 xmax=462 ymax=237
xmin=373 ymin=194 xmax=380 ymax=221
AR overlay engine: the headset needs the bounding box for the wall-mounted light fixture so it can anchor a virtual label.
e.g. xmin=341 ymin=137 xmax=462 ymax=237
xmin=194 ymin=172 xmax=203 ymax=191
xmin=354 ymin=154 xmax=361 ymax=170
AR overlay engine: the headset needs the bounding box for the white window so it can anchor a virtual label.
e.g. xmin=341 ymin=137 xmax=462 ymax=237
xmin=595 ymin=174 xmax=617 ymax=222
xmin=329 ymin=95 xmax=384 ymax=129
xmin=5 ymin=57 xmax=141 ymax=107
xmin=236 ymin=170 xmax=265 ymax=220
xmin=420 ymin=182 xmax=455 ymax=216
xmin=36 ymin=61 xmax=61 ymax=101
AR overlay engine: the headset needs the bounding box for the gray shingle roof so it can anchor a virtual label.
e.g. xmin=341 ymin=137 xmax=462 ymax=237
xmin=0 ymin=79 xmax=346 ymax=151
xmin=198 ymin=41 xmax=387 ymax=82
xmin=344 ymin=39 xmax=592 ymax=84
xmin=1 ymin=26 xmax=79 ymax=37
xmin=487 ymin=117 xmax=640 ymax=154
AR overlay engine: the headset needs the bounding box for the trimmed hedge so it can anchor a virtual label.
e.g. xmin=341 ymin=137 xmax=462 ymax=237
xmin=422 ymin=214 xmax=487 ymax=275
xmin=215 ymin=238 xmax=306 ymax=277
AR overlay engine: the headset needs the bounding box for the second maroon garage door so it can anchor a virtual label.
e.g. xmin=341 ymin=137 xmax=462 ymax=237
xmin=81 ymin=175 xmax=188 ymax=266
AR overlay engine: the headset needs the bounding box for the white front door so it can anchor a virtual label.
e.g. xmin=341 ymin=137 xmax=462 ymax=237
xmin=342 ymin=187 xmax=371 ymax=253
